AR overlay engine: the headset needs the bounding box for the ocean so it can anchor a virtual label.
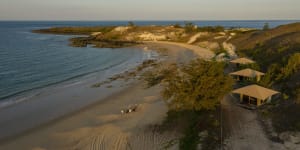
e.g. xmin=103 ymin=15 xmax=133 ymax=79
xmin=0 ymin=20 xmax=299 ymax=104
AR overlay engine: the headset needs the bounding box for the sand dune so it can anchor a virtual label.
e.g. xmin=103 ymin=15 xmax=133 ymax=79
xmin=145 ymin=41 xmax=215 ymax=60
xmin=44 ymin=86 xmax=178 ymax=150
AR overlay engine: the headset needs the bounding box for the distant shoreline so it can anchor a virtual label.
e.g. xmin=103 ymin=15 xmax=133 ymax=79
xmin=2 ymin=20 xmax=299 ymax=28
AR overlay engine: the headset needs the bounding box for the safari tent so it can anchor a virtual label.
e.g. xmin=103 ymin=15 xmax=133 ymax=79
xmin=230 ymin=57 xmax=255 ymax=67
xmin=230 ymin=68 xmax=265 ymax=82
xmin=232 ymin=84 xmax=280 ymax=106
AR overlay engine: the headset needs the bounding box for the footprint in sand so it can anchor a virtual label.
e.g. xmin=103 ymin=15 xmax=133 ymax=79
xmin=88 ymin=129 xmax=128 ymax=150
xmin=89 ymin=135 xmax=106 ymax=150
xmin=128 ymin=130 xmax=179 ymax=150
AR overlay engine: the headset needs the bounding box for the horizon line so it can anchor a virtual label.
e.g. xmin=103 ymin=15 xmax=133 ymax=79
xmin=1 ymin=19 xmax=300 ymax=22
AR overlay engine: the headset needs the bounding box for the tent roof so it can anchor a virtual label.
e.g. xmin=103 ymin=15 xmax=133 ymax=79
xmin=230 ymin=57 xmax=255 ymax=64
xmin=230 ymin=68 xmax=265 ymax=78
xmin=232 ymin=84 xmax=280 ymax=100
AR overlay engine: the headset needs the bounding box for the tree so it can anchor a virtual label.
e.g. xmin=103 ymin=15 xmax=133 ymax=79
xmin=128 ymin=21 xmax=135 ymax=27
xmin=184 ymin=21 xmax=196 ymax=33
xmin=173 ymin=23 xmax=182 ymax=28
xmin=263 ymin=22 xmax=270 ymax=31
xmin=296 ymin=87 xmax=300 ymax=104
xmin=259 ymin=63 xmax=281 ymax=87
xmin=162 ymin=59 xmax=233 ymax=111
xmin=279 ymin=53 xmax=300 ymax=80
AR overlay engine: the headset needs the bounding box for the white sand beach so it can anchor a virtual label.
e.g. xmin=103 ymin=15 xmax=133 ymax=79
xmin=0 ymin=42 xmax=213 ymax=150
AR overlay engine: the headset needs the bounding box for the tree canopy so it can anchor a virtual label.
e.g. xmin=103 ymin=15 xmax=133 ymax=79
xmin=128 ymin=21 xmax=135 ymax=27
xmin=278 ymin=53 xmax=300 ymax=80
xmin=162 ymin=59 xmax=233 ymax=111
xmin=260 ymin=53 xmax=300 ymax=87
xmin=263 ymin=22 xmax=270 ymax=31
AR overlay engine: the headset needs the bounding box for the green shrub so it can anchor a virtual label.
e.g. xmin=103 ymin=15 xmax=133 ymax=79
xmin=128 ymin=21 xmax=135 ymax=27
xmin=277 ymin=53 xmax=300 ymax=80
xmin=198 ymin=26 xmax=224 ymax=32
xmin=184 ymin=22 xmax=197 ymax=33
xmin=173 ymin=23 xmax=182 ymax=28
xmin=272 ymin=104 xmax=300 ymax=132
xmin=295 ymin=87 xmax=300 ymax=104
xmin=162 ymin=110 xmax=221 ymax=150
xmin=34 ymin=26 xmax=115 ymax=35
xmin=263 ymin=23 xmax=270 ymax=31
xmin=162 ymin=59 xmax=233 ymax=111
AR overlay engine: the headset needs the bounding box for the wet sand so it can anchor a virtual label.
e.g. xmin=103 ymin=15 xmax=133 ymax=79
xmin=0 ymin=42 xmax=212 ymax=150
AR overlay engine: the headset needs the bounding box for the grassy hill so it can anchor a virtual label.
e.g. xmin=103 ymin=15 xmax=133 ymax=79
xmin=230 ymin=22 xmax=300 ymax=133
xmin=231 ymin=23 xmax=300 ymax=50
xmin=231 ymin=23 xmax=300 ymax=66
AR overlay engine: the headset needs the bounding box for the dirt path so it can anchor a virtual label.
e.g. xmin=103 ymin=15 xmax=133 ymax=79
xmin=222 ymin=94 xmax=285 ymax=150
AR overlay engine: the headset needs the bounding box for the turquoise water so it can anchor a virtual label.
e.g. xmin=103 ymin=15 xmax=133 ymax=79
xmin=0 ymin=20 xmax=299 ymax=101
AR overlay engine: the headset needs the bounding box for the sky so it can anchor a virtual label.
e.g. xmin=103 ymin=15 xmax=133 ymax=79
xmin=0 ymin=0 xmax=299 ymax=20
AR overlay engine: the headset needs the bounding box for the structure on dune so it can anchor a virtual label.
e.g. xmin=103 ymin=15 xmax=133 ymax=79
xmin=229 ymin=57 xmax=280 ymax=107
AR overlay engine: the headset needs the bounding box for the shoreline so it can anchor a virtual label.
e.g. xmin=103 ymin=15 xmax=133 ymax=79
xmin=0 ymin=43 xmax=212 ymax=149
xmin=0 ymin=46 xmax=157 ymax=139
xmin=0 ymin=46 xmax=157 ymax=109
xmin=0 ymin=79 xmax=142 ymax=144
xmin=1 ymin=21 xmax=299 ymax=150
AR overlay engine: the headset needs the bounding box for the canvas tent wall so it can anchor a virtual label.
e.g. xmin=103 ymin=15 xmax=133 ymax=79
xmin=232 ymin=84 xmax=279 ymax=106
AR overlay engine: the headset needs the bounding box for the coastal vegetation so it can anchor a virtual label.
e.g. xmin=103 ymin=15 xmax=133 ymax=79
xmin=147 ymin=59 xmax=233 ymax=149
xmin=231 ymin=23 xmax=300 ymax=133
xmin=69 ymin=37 xmax=140 ymax=48
xmin=263 ymin=22 xmax=270 ymax=31
xmin=183 ymin=22 xmax=225 ymax=33
xmin=128 ymin=21 xmax=135 ymax=27
xmin=33 ymin=26 xmax=142 ymax=48
xmin=162 ymin=59 xmax=233 ymax=111
xmin=33 ymin=26 xmax=115 ymax=35
xmin=33 ymin=22 xmax=229 ymax=49
xmin=31 ymin=22 xmax=300 ymax=149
